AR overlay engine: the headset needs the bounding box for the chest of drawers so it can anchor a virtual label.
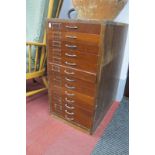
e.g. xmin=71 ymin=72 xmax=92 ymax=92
xmin=46 ymin=19 xmax=127 ymax=134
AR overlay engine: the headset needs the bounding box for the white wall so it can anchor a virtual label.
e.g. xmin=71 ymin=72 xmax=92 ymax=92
xmin=59 ymin=0 xmax=129 ymax=101
xmin=114 ymin=2 xmax=129 ymax=101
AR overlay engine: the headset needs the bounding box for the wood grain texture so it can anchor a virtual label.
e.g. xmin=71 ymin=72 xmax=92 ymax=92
xmin=92 ymin=23 xmax=128 ymax=132
xmin=46 ymin=19 xmax=128 ymax=133
xmin=48 ymin=63 xmax=97 ymax=83
xmin=49 ymin=84 xmax=95 ymax=111
xmin=48 ymin=50 xmax=99 ymax=73
xmin=49 ymin=72 xmax=96 ymax=96
xmin=47 ymin=19 xmax=101 ymax=34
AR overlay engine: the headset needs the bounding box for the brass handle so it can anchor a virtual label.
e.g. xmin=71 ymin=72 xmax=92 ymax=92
xmin=65 ymin=25 xmax=78 ymax=29
xmin=65 ymin=77 xmax=75 ymax=82
xmin=65 ymin=104 xmax=75 ymax=110
xmin=65 ymin=53 xmax=77 ymax=57
xmin=65 ymin=44 xmax=77 ymax=48
xmin=65 ymin=61 xmax=77 ymax=66
xmin=65 ymin=110 xmax=74 ymax=115
xmin=65 ymin=91 xmax=75 ymax=96
xmin=65 ymin=97 xmax=75 ymax=103
xmin=64 ymin=69 xmax=75 ymax=75
xmin=66 ymin=35 xmax=77 ymax=39
xmin=65 ymin=84 xmax=75 ymax=90
xmin=65 ymin=115 xmax=74 ymax=121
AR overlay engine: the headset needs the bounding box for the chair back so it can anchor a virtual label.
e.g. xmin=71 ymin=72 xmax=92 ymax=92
xmin=26 ymin=0 xmax=63 ymax=74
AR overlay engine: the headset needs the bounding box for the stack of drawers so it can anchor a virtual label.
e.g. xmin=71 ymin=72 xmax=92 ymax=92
xmin=46 ymin=19 xmax=127 ymax=133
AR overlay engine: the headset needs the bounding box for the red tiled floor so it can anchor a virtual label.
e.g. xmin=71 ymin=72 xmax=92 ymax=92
xmin=26 ymin=91 xmax=119 ymax=155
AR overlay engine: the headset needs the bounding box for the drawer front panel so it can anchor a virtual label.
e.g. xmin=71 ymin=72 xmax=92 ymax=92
xmin=64 ymin=106 xmax=93 ymax=129
xmin=48 ymin=50 xmax=98 ymax=73
xmin=51 ymin=95 xmax=93 ymax=129
xmin=48 ymin=40 xmax=99 ymax=55
xmin=48 ymin=63 xmax=97 ymax=83
xmin=48 ymin=31 xmax=100 ymax=47
xmin=47 ymin=21 xmax=101 ymax=34
xmin=50 ymin=85 xmax=95 ymax=111
xmin=49 ymin=72 xmax=96 ymax=96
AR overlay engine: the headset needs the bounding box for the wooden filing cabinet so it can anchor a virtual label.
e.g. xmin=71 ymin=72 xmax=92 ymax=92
xmin=46 ymin=19 xmax=128 ymax=134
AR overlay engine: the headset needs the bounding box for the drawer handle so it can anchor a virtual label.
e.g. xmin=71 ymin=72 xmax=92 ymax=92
xmin=65 ymin=61 xmax=77 ymax=66
xmin=65 ymin=104 xmax=75 ymax=109
xmin=65 ymin=77 xmax=75 ymax=82
xmin=65 ymin=84 xmax=75 ymax=90
xmin=65 ymin=110 xmax=74 ymax=115
xmin=66 ymin=35 xmax=77 ymax=39
xmin=65 ymin=115 xmax=74 ymax=121
xmin=65 ymin=91 xmax=75 ymax=96
xmin=65 ymin=44 xmax=77 ymax=48
xmin=65 ymin=53 xmax=77 ymax=57
xmin=65 ymin=25 xmax=78 ymax=29
xmin=65 ymin=97 xmax=75 ymax=103
xmin=64 ymin=69 xmax=75 ymax=75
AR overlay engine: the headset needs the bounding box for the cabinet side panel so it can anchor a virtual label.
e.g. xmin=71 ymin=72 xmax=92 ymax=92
xmin=92 ymin=23 xmax=128 ymax=132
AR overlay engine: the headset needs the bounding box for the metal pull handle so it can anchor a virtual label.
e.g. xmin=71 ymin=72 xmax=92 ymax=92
xmin=65 ymin=61 xmax=77 ymax=66
xmin=65 ymin=104 xmax=75 ymax=110
xmin=65 ymin=110 xmax=74 ymax=115
xmin=65 ymin=91 xmax=75 ymax=96
xmin=66 ymin=35 xmax=77 ymax=39
xmin=65 ymin=84 xmax=75 ymax=90
xmin=65 ymin=97 xmax=75 ymax=103
xmin=65 ymin=44 xmax=77 ymax=48
xmin=65 ymin=115 xmax=74 ymax=121
xmin=65 ymin=77 xmax=75 ymax=82
xmin=64 ymin=69 xmax=75 ymax=75
xmin=65 ymin=53 xmax=77 ymax=57
xmin=65 ymin=25 xmax=78 ymax=29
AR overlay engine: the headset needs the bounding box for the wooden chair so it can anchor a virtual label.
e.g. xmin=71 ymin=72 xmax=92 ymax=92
xmin=26 ymin=0 xmax=63 ymax=96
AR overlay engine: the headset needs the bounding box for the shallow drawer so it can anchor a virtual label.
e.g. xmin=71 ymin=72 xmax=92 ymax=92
xmin=49 ymin=72 xmax=96 ymax=96
xmin=51 ymin=102 xmax=93 ymax=129
xmin=47 ymin=20 xmax=101 ymax=35
xmin=48 ymin=63 xmax=97 ymax=83
xmin=48 ymin=40 xmax=99 ymax=55
xmin=49 ymin=85 xmax=95 ymax=111
xmin=48 ymin=49 xmax=98 ymax=73
xmin=47 ymin=31 xmax=100 ymax=47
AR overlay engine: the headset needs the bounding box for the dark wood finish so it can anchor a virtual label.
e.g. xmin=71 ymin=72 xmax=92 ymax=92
xmin=50 ymin=85 xmax=95 ymax=111
xmin=48 ymin=40 xmax=99 ymax=55
xmin=48 ymin=50 xmax=99 ymax=73
xmin=48 ymin=63 xmax=97 ymax=83
xmin=49 ymin=72 xmax=96 ymax=96
xmin=48 ymin=31 xmax=100 ymax=46
xmin=52 ymin=104 xmax=93 ymax=129
xmin=47 ymin=19 xmax=101 ymax=34
xmin=46 ymin=19 xmax=128 ymax=134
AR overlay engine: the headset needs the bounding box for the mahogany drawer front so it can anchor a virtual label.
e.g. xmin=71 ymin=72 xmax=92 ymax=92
xmin=64 ymin=106 xmax=93 ymax=129
xmin=50 ymin=85 xmax=95 ymax=111
xmin=48 ymin=63 xmax=97 ymax=83
xmin=51 ymin=101 xmax=93 ymax=129
xmin=47 ymin=21 xmax=101 ymax=34
xmin=49 ymin=72 xmax=96 ymax=96
xmin=48 ymin=51 xmax=98 ymax=73
xmin=48 ymin=40 xmax=99 ymax=55
xmin=48 ymin=31 xmax=100 ymax=47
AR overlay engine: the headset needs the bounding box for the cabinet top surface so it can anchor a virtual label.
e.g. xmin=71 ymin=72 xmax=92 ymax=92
xmin=47 ymin=18 xmax=127 ymax=26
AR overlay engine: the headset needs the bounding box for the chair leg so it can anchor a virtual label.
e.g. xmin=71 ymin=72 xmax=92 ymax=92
xmin=42 ymin=76 xmax=48 ymax=88
xmin=33 ymin=78 xmax=37 ymax=83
